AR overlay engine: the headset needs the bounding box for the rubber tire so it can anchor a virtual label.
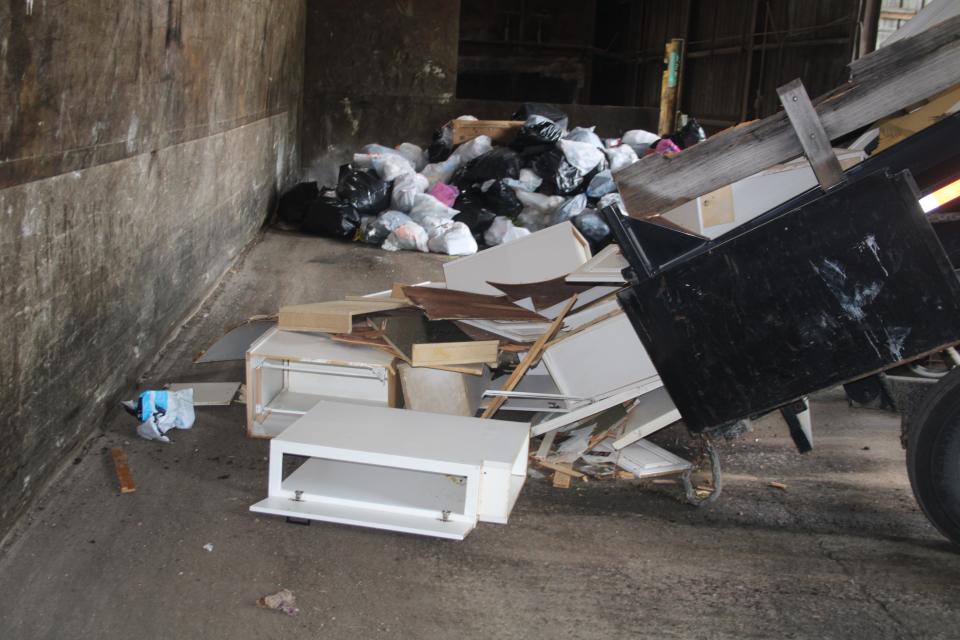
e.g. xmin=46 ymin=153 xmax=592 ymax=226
xmin=906 ymin=367 xmax=960 ymax=545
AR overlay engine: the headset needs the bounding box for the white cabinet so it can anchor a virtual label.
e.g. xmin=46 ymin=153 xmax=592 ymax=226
xmin=250 ymin=401 xmax=530 ymax=539
xmin=245 ymin=328 xmax=398 ymax=438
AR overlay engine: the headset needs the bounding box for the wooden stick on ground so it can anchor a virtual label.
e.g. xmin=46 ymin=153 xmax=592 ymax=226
xmin=111 ymin=448 xmax=136 ymax=494
xmin=480 ymin=295 xmax=577 ymax=419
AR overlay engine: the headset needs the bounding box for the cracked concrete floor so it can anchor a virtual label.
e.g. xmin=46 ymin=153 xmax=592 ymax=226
xmin=1 ymin=230 xmax=959 ymax=640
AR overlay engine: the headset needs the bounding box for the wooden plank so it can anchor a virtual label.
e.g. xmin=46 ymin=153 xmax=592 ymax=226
xmin=111 ymin=448 xmax=136 ymax=494
xmin=481 ymin=296 xmax=577 ymax=419
xmin=776 ymin=79 xmax=845 ymax=189
xmin=381 ymin=314 xmax=499 ymax=367
xmin=450 ymin=119 xmax=524 ymax=145
xmin=552 ymin=467 xmax=573 ymax=489
xmin=658 ymin=39 xmax=683 ymax=135
xmin=402 ymin=286 xmax=547 ymax=322
xmin=614 ymin=14 xmax=960 ymax=219
xmin=535 ymin=459 xmax=586 ymax=479
xmin=278 ymin=300 xmax=407 ymax=334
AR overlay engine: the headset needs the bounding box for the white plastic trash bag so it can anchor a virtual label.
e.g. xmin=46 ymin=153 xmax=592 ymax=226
xmin=396 ymin=142 xmax=427 ymax=171
xmin=390 ymin=173 xmax=428 ymax=212
xmin=484 ymin=216 xmax=531 ymax=246
xmin=450 ymin=134 xmax=493 ymax=164
xmin=410 ymin=192 xmax=458 ymax=221
xmin=370 ymin=154 xmax=415 ymax=182
xmin=559 ymin=139 xmax=605 ymax=174
xmin=565 ymin=126 xmax=603 ymax=149
xmin=382 ymin=221 xmax=429 ymax=252
xmin=122 ymin=389 xmax=196 ymax=443
xmin=427 ymin=221 xmax=478 ymax=255
xmin=503 ymin=168 xmax=542 ymax=193
xmin=604 ymin=144 xmax=639 ymax=172
xmin=622 ymin=129 xmax=659 ymax=153
xmin=421 ymin=156 xmax=462 ymax=187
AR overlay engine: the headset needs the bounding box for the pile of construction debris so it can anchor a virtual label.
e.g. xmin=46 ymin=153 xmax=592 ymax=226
xmin=276 ymin=102 xmax=705 ymax=256
xmin=230 ymin=221 xmax=698 ymax=538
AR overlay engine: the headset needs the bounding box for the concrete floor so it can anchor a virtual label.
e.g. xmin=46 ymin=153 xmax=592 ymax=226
xmin=2 ymin=230 xmax=960 ymax=640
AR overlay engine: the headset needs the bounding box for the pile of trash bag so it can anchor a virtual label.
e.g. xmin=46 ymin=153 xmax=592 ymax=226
xmin=276 ymin=105 xmax=707 ymax=255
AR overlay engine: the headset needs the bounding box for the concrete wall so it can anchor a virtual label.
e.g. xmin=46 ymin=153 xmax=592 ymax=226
xmin=302 ymin=0 xmax=657 ymax=184
xmin=0 ymin=0 xmax=306 ymax=538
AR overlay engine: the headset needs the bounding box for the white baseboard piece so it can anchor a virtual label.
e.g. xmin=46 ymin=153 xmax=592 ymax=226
xmin=611 ymin=387 xmax=682 ymax=450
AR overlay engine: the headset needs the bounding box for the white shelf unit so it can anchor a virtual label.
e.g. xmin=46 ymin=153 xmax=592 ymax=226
xmin=251 ymin=401 xmax=530 ymax=539
xmin=245 ymin=328 xmax=398 ymax=439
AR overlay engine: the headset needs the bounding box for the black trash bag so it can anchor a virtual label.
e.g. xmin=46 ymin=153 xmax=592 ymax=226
xmin=301 ymin=196 xmax=361 ymax=239
xmin=427 ymin=125 xmax=454 ymax=163
xmin=453 ymin=188 xmax=498 ymax=235
xmin=451 ymin=148 xmax=521 ymax=188
xmin=481 ymin=180 xmax=523 ymax=217
xmin=277 ymin=181 xmax=319 ymax=225
xmin=511 ymin=116 xmax=563 ymax=156
xmin=335 ymin=165 xmax=391 ymax=215
xmin=532 ymin=147 xmax=586 ymax=196
xmin=511 ymin=102 xmax=569 ymax=131
xmin=668 ymin=118 xmax=707 ymax=150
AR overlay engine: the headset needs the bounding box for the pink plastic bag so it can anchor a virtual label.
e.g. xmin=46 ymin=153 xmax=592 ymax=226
xmin=644 ymin=138 xmax=682 ymax=157
xmin=428 ymin=182 xmax=459 ymax=208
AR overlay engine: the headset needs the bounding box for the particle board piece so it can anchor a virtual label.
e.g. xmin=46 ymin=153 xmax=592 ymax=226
xmin=398 ymin=364 xmax=472 ymax=416
xmin=614 ymin=14 xmax=960 ymax=218
xmin=481 ymin=296 xmax=577 ymax=419
xmin=195 ymin=320 xmax=277 ymax=363
xmin=444 ymin=222 xmax=591 ymax=295
xmin=381 ymin=314 xmax=499 ymax=367
xmin=450 ymin=119 xmax=524 ymax=145
xmin=402 ymin=286 xmax=547 ymax=322
xmin=167 ymin=382 xmax=241 ymax=406
xmin=278 ymin=300 xmax=407 ymax=334
xmin=111 ymin=448 xmax=136 ymax=494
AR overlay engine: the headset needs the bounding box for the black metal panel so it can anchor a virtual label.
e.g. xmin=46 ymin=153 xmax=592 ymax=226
xmin=616 ymin=170 xmax=960 ymax=431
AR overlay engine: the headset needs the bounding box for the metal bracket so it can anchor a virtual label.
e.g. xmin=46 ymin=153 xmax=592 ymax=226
xmin=777 ymin=78 xmax=845 ymax=191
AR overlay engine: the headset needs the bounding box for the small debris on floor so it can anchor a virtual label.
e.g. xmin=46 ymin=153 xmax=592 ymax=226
xmin=768 ymin=481 xmax=788 ymax=491
xmin=202 ymin=543 xmax=214 ymax=552
xmin=257 ymin=589 xmax=299 ymax=617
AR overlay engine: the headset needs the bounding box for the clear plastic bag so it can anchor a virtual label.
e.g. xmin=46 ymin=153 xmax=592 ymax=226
xmin=364 ymin=210 xmax=412 ymax=245
xmin=484 ymin=216 xmax=531 ymax=246
xmin=586 ymin=170 xmax=617 ymax=198
xmin=550 ymin=194 xmax=588 ymax=226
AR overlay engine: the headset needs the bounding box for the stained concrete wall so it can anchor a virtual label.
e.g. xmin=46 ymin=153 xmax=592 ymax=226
xmin=0 ymin=0 xmax=306 ymax=538
xmin=301 ymin=0 xmax=658 ymax=184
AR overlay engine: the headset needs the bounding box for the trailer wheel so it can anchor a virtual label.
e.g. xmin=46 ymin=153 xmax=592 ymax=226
xmin=906 ymin=367 xmax=960 ymax=545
